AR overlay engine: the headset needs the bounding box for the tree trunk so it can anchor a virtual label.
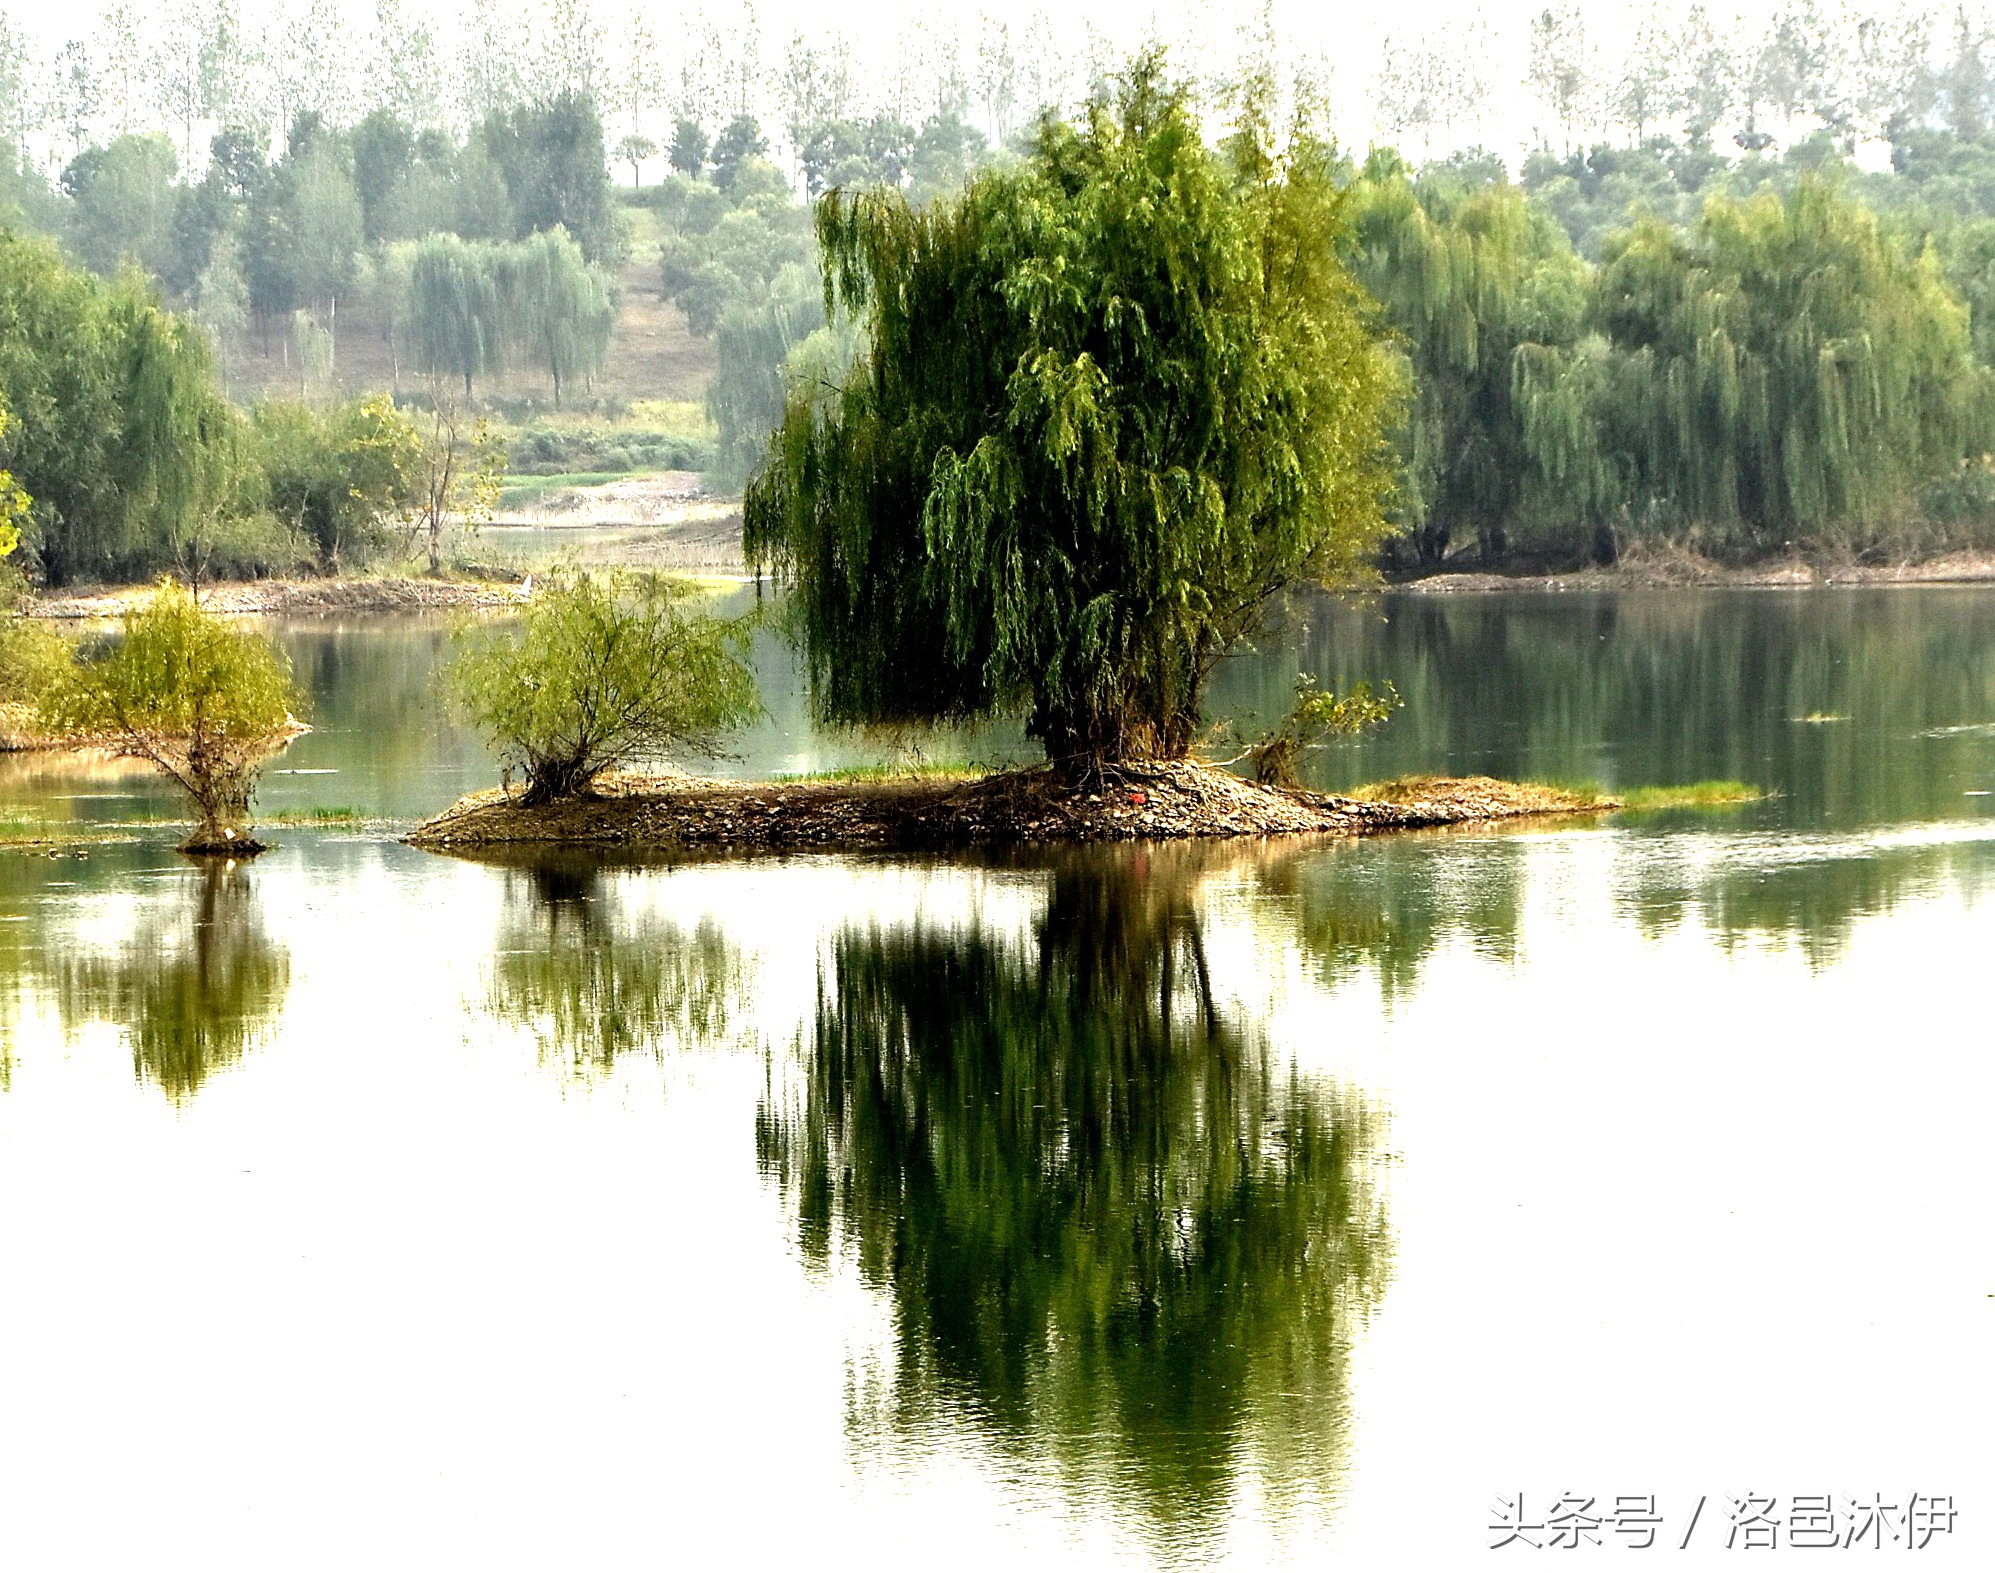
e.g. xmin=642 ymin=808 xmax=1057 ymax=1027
xmin=521 ymin=755 xmax=598 ymax=805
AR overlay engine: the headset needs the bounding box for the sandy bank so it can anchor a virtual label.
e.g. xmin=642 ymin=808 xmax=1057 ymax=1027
xmin=405 ymin=761 xmax=1605 ymax=855
xmin=1395 ymin=544 xmax=1995 ymax=593
xmin=26 ymin=577 xmax=528 ymax=620
xmin=486 ymin=471 xmax=746 ymax=574
xmin=0 ymin=705 xmax=310 ymax=757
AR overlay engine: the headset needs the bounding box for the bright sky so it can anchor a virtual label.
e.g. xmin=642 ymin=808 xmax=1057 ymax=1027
xmin=3 ymin=0 xmax=1970 ymax=163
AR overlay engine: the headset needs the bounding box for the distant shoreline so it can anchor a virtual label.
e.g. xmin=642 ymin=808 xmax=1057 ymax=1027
xmin=1392 ymin=545 xmax=1995 ymax=593
xmin=23 ymin=578 xmax=529 ymax=621
xmin=24 ymin=537 xmax=1995 ymax=625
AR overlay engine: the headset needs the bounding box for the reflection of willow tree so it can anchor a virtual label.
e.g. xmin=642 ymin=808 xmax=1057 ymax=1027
xmin=1207 ymin=589 xmax=1995 ymax=822
xmin=1621 ymin=833 xmax=1995 ymax=969
xmin=1258 ymin=833 xmax=1530 ymax=1002
xmin=485 ymin=857 xmax=748 ymax=1076
xmin=757 ymin=848 xmax=1389 ymax=1533
xmin=55 ymin=862 xmax=290 ymax=1101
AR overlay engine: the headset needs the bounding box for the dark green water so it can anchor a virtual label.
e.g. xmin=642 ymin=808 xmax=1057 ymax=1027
xmin=0 ymin=589 xmax=1988 ymax=1568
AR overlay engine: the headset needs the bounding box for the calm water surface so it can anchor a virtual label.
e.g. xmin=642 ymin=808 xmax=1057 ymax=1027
xmin=0 ymin=589 xmax=1989 ymax=1568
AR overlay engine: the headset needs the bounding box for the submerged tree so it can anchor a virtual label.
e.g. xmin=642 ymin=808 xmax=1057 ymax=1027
xmin=43 ymin=581 xmax=301 ymax=854
xmin=746 ymin=55 xmax=1400 ymax=769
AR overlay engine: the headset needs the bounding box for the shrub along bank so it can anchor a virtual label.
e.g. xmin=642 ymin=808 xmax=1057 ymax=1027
xmin=0 ymin=231 xmax=489 ymax=587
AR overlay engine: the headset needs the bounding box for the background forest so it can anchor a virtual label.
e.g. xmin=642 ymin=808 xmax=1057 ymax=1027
xmin=10 ymin=1 xmax=1995 ymax=583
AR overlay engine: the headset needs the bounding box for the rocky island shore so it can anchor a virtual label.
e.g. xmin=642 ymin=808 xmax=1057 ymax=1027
xmin=405 ymin=761 xmax=1608 ymax=855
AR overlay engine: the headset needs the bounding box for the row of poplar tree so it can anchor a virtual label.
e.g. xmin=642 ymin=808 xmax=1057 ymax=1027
xmin=1 ymin=92 xmax=622 ymax=399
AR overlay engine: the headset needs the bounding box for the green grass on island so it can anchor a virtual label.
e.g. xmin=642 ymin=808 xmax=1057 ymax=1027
xmin=495 ymin=471 xmax=643 ymax=507
xmin=769 ymin=761 xmax=986 ymax=785
xmin=1613 ymin=780 xmax=1765 ymax=810
xmin=1350 ymin=776 xmax=1763 ymax=813
xmin=261 ymin=807 xmax=369 ymax=826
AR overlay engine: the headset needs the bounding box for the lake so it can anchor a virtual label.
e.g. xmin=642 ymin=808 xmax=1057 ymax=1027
xmin=0 ymin=588 xmax=1988 ymax=1568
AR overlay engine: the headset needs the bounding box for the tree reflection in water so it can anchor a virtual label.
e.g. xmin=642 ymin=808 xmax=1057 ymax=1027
xmin=55 ymin=860 xmax=290 ymax=1102
xmin=1258 ymin=829 xmax=1530 ymax=1002
xmin=484 ymin=854 xmax=749 ymax=1077
xmin=757 ymin=845 xmax=1391 ymax=1538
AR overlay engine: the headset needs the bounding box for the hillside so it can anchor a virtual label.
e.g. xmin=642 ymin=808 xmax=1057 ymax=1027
xmin=215 ymin=227 xmax=717 ymax=411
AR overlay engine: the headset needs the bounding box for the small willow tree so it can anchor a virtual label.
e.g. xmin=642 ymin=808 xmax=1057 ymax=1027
xmin=449 ymin=573 xmax=760 ymax=804
xmin=745 ymin=57 xmax=1401 ymax=768
xmin=499 ymin=226 xmax=617 ymax=406
xmin=43 ymin=582 xmax=300 ymax=855
xmin=403 ymin=234 xmax=506 ymax=398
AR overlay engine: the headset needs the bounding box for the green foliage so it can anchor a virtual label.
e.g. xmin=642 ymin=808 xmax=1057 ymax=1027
xmin=1519 ymin=138 xmax=1743 ymax=261
xmin=41 ymin=580 xmax=300 ymax=850
xmin=0 ymin=232 xmax=260 ymax=585
xmin=614 ymin=134 xmax=658 ymax=189
xmin=405 ymin=393 xmax=506 ymax=575
xmin=797 ymin=115 xmax=916 ymax=197
xmin=478 ymin=93 xmax=615 ymax=263
xmin=396 ymin=229 xmax=616 ymax=402
xmin=1573 ymin=182 xmax=1988 ymax=546
xmin=1347 ymin=158 xmax=1590 ymax=563
xmin=1615 ymin=780 xmax=1762 ymax=810
xmin=448 ymin=572 xmax=760 ymax=804
xmin=502 ymin=421 xmax=711 ymax=477
xmin=498 ymin=226 xmax=616 ymax=405
xmin=253 ymin=395 xmax=422 ymax=569
xmin=708 ymin=115 xmax=769 ymax=194
xmin=0 ymin=395 xmax=27 ymax=559
xmin=0 ymin=614 xmax=67 ymax=706
xmin=62 ymin=133 xmax=181 ymax=278
xmin=1246 ymin=675 xmax=1401 ymax=788
xmin=282 ymin=139 xmax=364 ymax=311
xmin=1354 ymin=169 xmax=1995 ymax=562
xmin=746 ymin=57 xmax=1401 ymax=765
xmin=667 ymin=118 xmax=709 ymax=179
xmin=659 ymin=194 xmax=813 ymax=337
xmin=0 ymin=143 xmax=69 ymax=235
xmin=705 ymin=262 xmax=825 ymax=488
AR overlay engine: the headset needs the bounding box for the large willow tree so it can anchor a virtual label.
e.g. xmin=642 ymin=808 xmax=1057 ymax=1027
xmin=0 ymin=234 xmax=252 ymax=584
xmin=1345 ymin=157 xmax=1590 ymax=564
xmin=1521 ymin=180 xmax=1989 ymax=548
xmin=745 ymin=59 xmax=1401 ymax=766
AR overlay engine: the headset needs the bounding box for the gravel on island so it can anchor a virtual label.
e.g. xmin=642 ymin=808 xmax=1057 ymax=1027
xmin=405 ymin=761 xmax=1608 ymax=855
